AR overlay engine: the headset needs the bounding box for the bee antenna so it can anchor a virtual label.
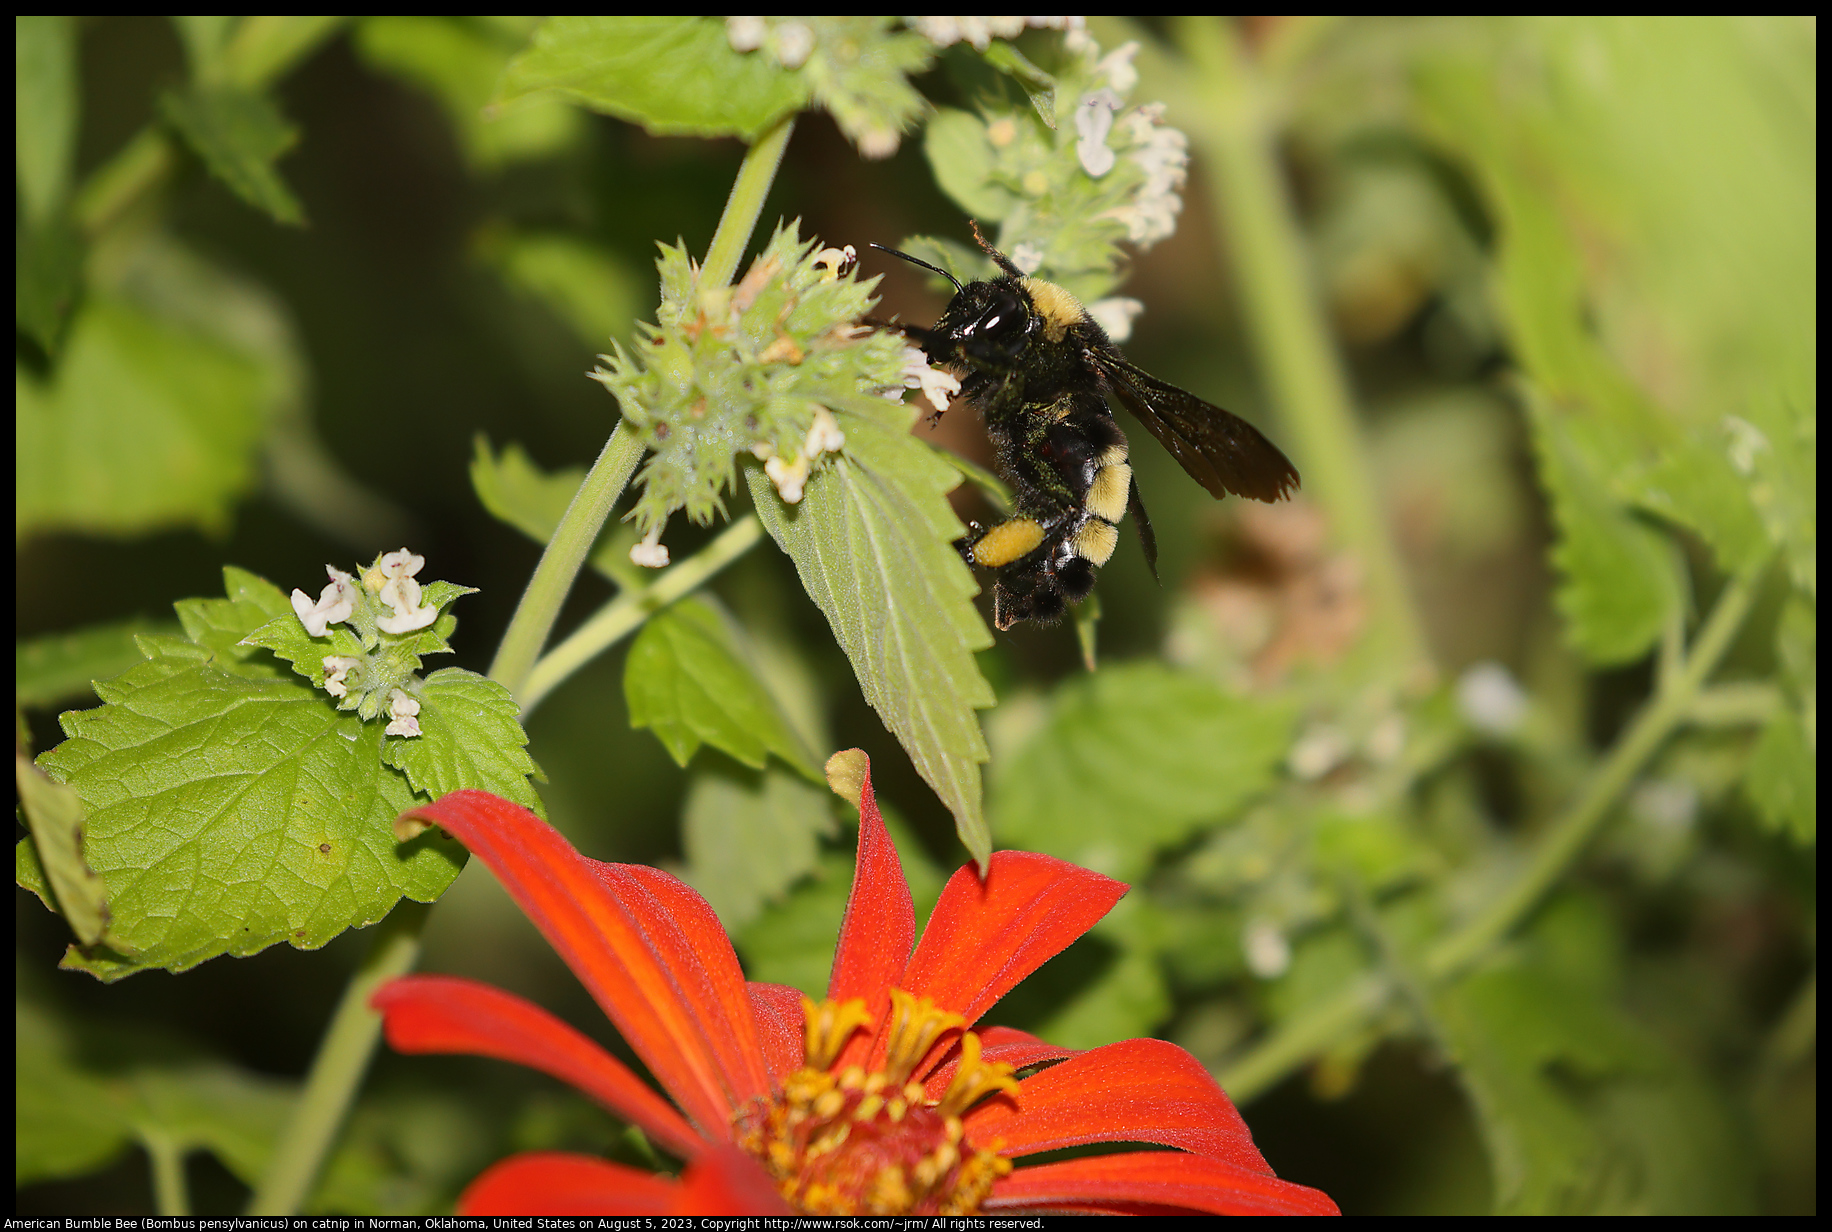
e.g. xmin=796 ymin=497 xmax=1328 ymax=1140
xmin=869 ymin=243 xmax=964 ymax=293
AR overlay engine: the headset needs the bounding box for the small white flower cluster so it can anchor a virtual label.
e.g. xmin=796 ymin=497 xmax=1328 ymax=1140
xmin=752 ymin=406 xmax=847 ymax=504
xmin=292 ymin=566 xmax=358 ymax=638
xmin=1109 ymin=101 xmax=1189 ymax=247
xmin=907 ymin=15 xmax=1085 ymax=52
xmin=367 ymin=549 xmax=439 ymax=635
xmin=725 ymin=16 xmax=815 ymax=68
xmin=900 ymin=345 xmax=961 ymax=416
xmin=288 ymin=548 xmax=441 ymax=738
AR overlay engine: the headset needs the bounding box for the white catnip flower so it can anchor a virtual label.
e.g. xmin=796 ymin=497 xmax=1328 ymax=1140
xmin=291 ymin=567 xmax=357 ymax=638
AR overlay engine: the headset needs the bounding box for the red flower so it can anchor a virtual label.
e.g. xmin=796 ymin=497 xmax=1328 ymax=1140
xmin=372 ymin=753 xmax=1338 ymax=1216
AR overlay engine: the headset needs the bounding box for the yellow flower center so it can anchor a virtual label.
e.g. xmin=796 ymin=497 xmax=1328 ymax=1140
xmin=732 ymin=990 xmax=1020 ymax=1215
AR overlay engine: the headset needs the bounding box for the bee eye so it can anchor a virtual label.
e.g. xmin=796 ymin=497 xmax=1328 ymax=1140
xmin=973 ymin=290 xmax=1025 ymax=339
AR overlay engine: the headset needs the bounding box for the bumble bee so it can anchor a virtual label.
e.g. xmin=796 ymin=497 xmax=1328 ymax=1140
xmin=875 ymin=229 xmax=1300 ymax=630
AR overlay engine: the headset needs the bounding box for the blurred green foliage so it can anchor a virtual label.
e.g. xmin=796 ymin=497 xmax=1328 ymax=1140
xmin=16 ymin=15 xmax=1813 ymax=1217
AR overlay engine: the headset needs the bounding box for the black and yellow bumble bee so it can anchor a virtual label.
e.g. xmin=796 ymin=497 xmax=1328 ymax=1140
xmin=875 ymin=229 xmax=1300 ymax=630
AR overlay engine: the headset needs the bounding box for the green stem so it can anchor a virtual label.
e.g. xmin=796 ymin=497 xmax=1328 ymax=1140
xmin=490 ymin=117 xmax=795 ymax=700
xmin=246 ymin=902 xmax=429 ymax=1215
xmin=1173 ymin=17 xmax=1431 ymax=682
xmin=489 ymin=422 xmax=646 ymax=697
xmin=1425 ymin=560 xmax=1767 ymax=981
xmin=520 ymin=513 xmax=766 ymax=716
xmin=701 ymin=116 xmax=795 ymax=290
xmin=1218 ymin=973 xmax=1388 ymax=1105
xmin=140 ymin=1129 xmax=191 ymax=1216
xmin=1218 ymin=558 xmax=1770 ymax=1099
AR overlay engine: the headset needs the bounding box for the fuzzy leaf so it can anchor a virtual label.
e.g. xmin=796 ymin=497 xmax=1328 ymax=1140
xmin=26 ymin=568 xmax=541 ymax=979
xmin=624 ymin=597 xmax=821 ymax=781
xmin=991 ymin=663 xmax=1295 ymax=881
xmin=681 ymin=762 xmax=834 ymax=931
xmin=497 ymin=16 xmax=806 ymax=141
xmin=747 ymin=402 xmax=995 ymax=864
xmin=381 ymin=668 xmax=542 ymax=811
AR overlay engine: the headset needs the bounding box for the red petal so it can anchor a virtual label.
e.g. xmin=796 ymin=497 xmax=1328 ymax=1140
xmin=962 ymin=1037 xmax=1271 ymax=1171
xmin=373 ymin=975 xmax=703 ymax=1161
xmin=987 ymin=1151 xmax=1340 ymax=1216
xmin=746 ymin=981 xmax=808 ymax=1084
xmin=826 ymin=754 xmax=915 ymax=1070
xmin=589 ymin=862 xmax=772 ymax=1104
xmin=919 ymin=1024 xmax=1079 ymax=1094
xmin=671 ymin=1144 xmax=795 ymax=1215
xmin=903 ymin=851 xmax=1126 ymax=1028
xmin=457 ymin=1152 xmax=680 ymax=1215
xmin=396 ymin=791 xmax=763 ymax=1135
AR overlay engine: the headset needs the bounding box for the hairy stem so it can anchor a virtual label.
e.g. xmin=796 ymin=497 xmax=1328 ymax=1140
xmin=491 ymin=116 xmax=796 ymax=700
xmin=520 ymin=514 xmax=766 ymax=716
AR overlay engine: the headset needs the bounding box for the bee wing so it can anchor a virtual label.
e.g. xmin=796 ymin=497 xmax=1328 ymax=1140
xmin=1097 ymin=354 xmax=1300 ymax=503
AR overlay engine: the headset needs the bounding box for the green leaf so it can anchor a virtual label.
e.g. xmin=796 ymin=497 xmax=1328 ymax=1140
xmin=355 ymin=16 xmax=583 ymax=169
xmin=16 ymin=210 xmax=85 ymax=355
xmin=681 ymin=761 xmax=835 ymax=931
xmin=746 ymin=405 xmax=996 ymax=865
xmin=14 ymin=756 xmax=112 ymax=946
xmin=990 ymin=663 xmax=1294 ymax=881
xmin=159 ymin=85 xmax=304 ymax=225
xmin=924 ymin=106 xmax=1019 ymax=222
xmin=978 ymin=40 xmax=1056 ymax=130
xmin=16 ymin=14 xmax=79 ymax=223
xmin=1526 ymin=388 xmax=1684 ymax=666
xmin=17 ymin=297 xmax=270 ymax=540
xmin=478 ymin=227 xmax=644 ymax=349
xmin=469 ymin=437 xmax=646 ymax=591
xmin=1743 ymin=706 xmax=1814 ymax=845
xmin=15 ymin=996 xmax=132 ymax=1185
xmin=381 ymin=667 xmax=543 ymax=812
xmin=16 ymin=989 xmax=297 ymax=1189
xmin=624 ymin=597 xmax=821 ymax=780
xmin=733 ymin=850 xmax=852 ymax=998
xmin=497 ymin=16 xmax=807 ymax=141
xmin=17 ymin=618 xmax=181 ymax=709
xmin=1426 ymin=898 xmax=1756 ymax=1214
xmin=33 ymin=571 xmax=475 ymax=980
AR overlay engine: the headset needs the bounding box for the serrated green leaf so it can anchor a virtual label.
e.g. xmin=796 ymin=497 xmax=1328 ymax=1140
xmin=14 ymin=754 xmax=112 ymax=946
xmin=1432 ymin=949 xmax=1755 ymax=1213
xmin=380 ymin=667 xmax=542 ymax=812
xmin=497 ymin=16 xmax=807 ymax=141
xmin=32 ymin=570 xmax=478 ymax=978
xmin=1527 ymin=389 xmax=1684 ymax=666
xmin=1635 ymin=437 xmax=1769 ymax=578
xmin=681 ymin=761 xmax=835 ymax=931
xmin=178 ymin=565 xmax=298 ymax=677
xmin=16 ymin=15 xmax=79 ymax=223
xmin=17 ymin=618 xmax=180 ymax=709
xmin=1743 ymin=706 xmax=1814 ymax=845
xmin=356 ymin=16 xmax=583 ymax=169
xmin=17 ymin=298 xmax=269 ymax=540
xmin=624 ymin=597 xmax=821 ymax=781
xmin=991 ymin=663 xmax=1294 ymax=881
xmin=924 ymin=106 xmax=1018 ymax=222
xmin=159 ymin=85 xmax=304 ymax=225
xmin=746 ymin=406 xmax=995 ymax=864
